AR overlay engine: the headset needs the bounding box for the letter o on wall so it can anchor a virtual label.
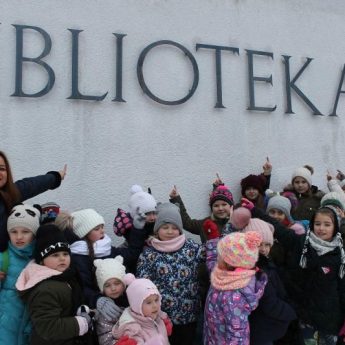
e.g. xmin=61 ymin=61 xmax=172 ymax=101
xmin=137 ymin=40 xmax=199 ymax=105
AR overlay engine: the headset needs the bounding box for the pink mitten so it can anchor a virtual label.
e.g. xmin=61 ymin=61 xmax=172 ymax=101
xmin=241 ymin=197 xmax=254 ymax=211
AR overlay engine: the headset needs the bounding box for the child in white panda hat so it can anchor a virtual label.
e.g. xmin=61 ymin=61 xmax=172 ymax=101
xmin=94 ymin=256 xmax=131 ymax=345
xmin=0 ymin=203 xmax=40 ymax=345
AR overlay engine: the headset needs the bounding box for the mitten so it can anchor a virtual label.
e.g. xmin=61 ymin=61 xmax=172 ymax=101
xmin=132 ymin=207 xmax=147 ymax=229
xmin=96 ymin=296 xmax=123 ymax=321
xmin=203 ymin=219 xmax=219 ymax=240
xmin=113 ymin=208 xmax=133 ymax=237
xmin=241 ymin=197 xmax=254 ymax=211
xmin=163 ymin=317 xmax=173 ymax=336
xmin=76 ymin=305 xmax=92 ymax=328
xmin=115 ymin=335 xmax=138 ymax=345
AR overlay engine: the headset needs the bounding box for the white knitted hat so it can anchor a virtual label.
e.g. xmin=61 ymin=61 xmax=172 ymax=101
xmin=291 ymin=167 xmax=312 ymax=186
xmin=71 ymin=209 xmax=104 ymax=239
xmin=94 ymin=256 xmax=128 ymax=291
xmin=7 ymin=204 xmax=41 ymax=235
xmin=128 ymin=185 xmax=157 ymax=218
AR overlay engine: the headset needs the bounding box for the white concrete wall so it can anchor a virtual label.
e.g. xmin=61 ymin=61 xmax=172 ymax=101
xmin=1 ymin=0 xmax=345 ymax=241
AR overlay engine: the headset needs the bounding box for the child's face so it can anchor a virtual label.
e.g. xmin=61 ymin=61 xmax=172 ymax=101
xmin=0 ymin=156 xmax=8 ymax=189
xmin=142 ymin=294 xmax=160 ymax=319
xmin=8 ymin=227 xmax=34 ymax=248
xmin=259 ymin=242 xmax=272 ymax=257
xmin=103 ymin=278 xmax=125 ymax=299
xmin=293 ymin=177 xmax=309 ymax=194
xmin=268 ymin=208 xmax=286 ymax=223
xmin=145 ymin=211 xmax=157 ymax=223
xmin=43 ymin=251 xmax=71 ymax=272
xmin=244 ymin=187 xmax=260 ymax=201
xmin=157 ymin=223 xmax=180 ymax=241
xmin=87 ymin=224 xmax=105 ymax=242
xmin=313 ymin=213 xmax=334 ymax=242
xmin=212 ymin=200 xmax=231 ymax=219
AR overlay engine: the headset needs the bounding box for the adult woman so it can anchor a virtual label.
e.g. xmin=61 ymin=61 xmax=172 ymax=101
xmin=0 ymin=150 xmax=66 ymax=253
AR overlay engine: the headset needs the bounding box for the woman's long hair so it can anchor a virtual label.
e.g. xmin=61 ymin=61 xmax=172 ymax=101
xmin=0 ymin=151 xmax=20 ymax=213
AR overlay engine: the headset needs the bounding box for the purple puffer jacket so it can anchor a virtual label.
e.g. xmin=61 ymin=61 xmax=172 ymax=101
xmin=204 ymin=239 xmax=267 ymax=345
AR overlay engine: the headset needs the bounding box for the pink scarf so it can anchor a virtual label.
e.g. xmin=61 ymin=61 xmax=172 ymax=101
xmin=149 ymin=234 xmax=186 ymax=253
xmin=211 ymin=265 xmax=256 ymax=290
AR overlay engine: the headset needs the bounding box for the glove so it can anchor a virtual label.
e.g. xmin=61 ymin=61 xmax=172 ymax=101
xmin=241 ymin=197 xmax=254 ymax=211
xmin=115 ymin=335 xmax=137 ymax=345
xmin=132 ymin=206 xmax=147 ymax=229
xmin=203 ymin=219 xmax=219 ymax=240
xmin=163 ymin=317 xmax=173 ymax=336
xmin=97 ymin=296 xmax=123 ymax=321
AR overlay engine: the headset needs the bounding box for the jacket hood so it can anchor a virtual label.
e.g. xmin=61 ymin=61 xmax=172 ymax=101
xmin=15 ymin=260 xmax=62 ymax=293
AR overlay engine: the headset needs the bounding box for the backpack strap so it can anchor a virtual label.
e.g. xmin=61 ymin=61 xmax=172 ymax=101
xmin=1 ymin=249 xmax=9 ymax=274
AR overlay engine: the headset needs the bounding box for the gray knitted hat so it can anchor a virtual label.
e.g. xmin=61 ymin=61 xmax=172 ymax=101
xmin=266 ymin=195 xmax=292 ymax=221
xmin=153 ymin=202 xmax=183 ymax=234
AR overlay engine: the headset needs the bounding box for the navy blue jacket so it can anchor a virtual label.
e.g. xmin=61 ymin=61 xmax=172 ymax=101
xmin=249 ymin=255 xmax=296 ymax=345
xmin=0 ymin=172 xmax=61 ymax=252
xmin=71 ymin=226 xmax=147 ymax=308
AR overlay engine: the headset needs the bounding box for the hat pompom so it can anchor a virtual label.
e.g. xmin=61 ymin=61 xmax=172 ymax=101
xmin=304 ymin=165 xmax=314 ymax=175
xmin=245 ymin=231 xmax=262 ymax=249
xmin=123 ymin=273 xmax=136 ymax=286
xmin=130 ymin=184 xmax=144 ymax=195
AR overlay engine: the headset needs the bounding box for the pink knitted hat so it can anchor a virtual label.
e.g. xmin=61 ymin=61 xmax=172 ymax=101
xmin=217 ymin=231 xmax=262 ymax=269
xmin=124 ymin=274 xmax=161 ymax=316
xmin=243 ymin=218 xmax=274 ymax=246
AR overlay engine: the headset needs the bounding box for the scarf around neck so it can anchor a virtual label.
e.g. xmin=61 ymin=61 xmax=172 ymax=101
xmin=70 ymin=234 xmax=112 ymax=257
xmin=300 ymin=230 xmax=345 ymax=277
xmin=211 ymin=265 xmax=256 ymax=290
xmin=149 ymin=234 xmax=186 ymax=253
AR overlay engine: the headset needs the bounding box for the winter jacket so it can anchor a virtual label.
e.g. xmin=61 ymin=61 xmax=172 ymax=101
xmin=71 ymin=228 xmax=147 ymax=308
xmin=169 ymin=195 xmax=228 ymax=243
xmin=283 ymin=184 xmax=324 ymax=221
xmin=136 ymin=238 xmax=204 ymax=325
xmin=16 ymin=261 xmax=88 ymax=345
xmin=96 ymin=294 xmax=129 ymax=345
xmin=0 ymin=241 xmax=34 ymax=345
xmin=252 ymin=208 xmax=345 ymax=335
xmin=204 ymin=238 xmax=267 ymax=345
xmin=112 ymin=308 xmax=169 ymax=345
xmin=0 ymin=171 xmax=62 ymax=252
xmin=249 ymin=255 xmax=296 ymax=345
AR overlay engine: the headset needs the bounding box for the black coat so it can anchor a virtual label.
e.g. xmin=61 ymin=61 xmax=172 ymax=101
xmin=249 ymin=255 xmax=296 ymax=345
xmin=252 ymin=208 xmax=345 ymax=335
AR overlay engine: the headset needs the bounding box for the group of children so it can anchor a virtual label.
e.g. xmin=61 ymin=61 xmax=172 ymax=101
xmin=1 ymin=149 xmax=345 ymax=345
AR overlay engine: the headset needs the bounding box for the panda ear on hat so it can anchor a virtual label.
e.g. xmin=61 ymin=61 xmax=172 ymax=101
xmin=7 ymin=203 xmax=41 ymax=235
